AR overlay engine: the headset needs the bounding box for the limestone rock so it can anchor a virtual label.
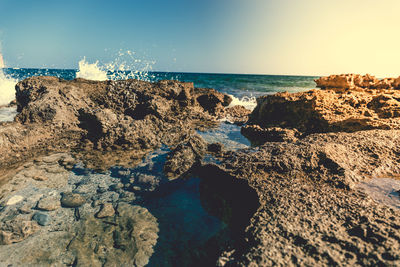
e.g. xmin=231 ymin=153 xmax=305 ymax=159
xmin=0 ymin=219 xmax=40 ymax=245
xmin=247 ymin=88 xmax=400 ymax=138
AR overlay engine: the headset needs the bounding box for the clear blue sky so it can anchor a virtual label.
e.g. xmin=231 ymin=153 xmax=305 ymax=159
xmin=1 ymin=0 xmax=400 ymax=76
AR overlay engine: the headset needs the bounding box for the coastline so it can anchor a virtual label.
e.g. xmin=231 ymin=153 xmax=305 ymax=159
xmin=1 ymin=74 xmax=400 ymax=265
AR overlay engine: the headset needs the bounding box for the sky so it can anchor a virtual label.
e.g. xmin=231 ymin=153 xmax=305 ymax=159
xmin=0 ymin=0 xmax=400 ymax=76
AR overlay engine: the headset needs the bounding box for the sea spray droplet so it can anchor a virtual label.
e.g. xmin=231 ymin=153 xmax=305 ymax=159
xmin=76 ymin=50 xmax=156 ymax=82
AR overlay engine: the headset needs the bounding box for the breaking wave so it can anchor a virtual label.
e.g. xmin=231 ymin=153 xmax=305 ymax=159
xmin=228 ymin=95 xmax=257 ymax=111
xmin=0 ymin=70 xmax=18 ymax=106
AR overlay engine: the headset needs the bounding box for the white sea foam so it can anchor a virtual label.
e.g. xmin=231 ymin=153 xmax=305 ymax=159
xmin=76 ymin=57 xmax=108 ymax=81
xmin=0 ymin=70 xmax=18 ymax=106
xmin=227 ymin=94 xmax=257 ymax=111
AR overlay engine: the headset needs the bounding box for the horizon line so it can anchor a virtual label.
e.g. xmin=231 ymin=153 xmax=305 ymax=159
xmin=0 ymin=67 xmax=326 ymax=78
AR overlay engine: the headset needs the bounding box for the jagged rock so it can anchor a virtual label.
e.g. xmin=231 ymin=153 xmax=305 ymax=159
xmin=209 ymin=129 xmax=400 ymax=266
xmin=0 ymin=219 xmax=40 ymax=245
xmin=195 ymin=88 xmax=232 ymax=115
xmin=247 ymin=88 xmax=400 ymax=137
xmin=164 ymin=134 xmax=207 ymax=179
xmin=314 ymin=73 xmax=400 ymax=90
xmin=0 ymin=76 xmax=232 ymax=171
xmin=224 ymin=105 xmax=251 ymax=125
xmin=207 ymin=142 xmax=225 ymax=154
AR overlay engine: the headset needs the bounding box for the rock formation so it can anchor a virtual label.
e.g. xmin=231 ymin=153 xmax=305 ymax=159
xmin=199 ymin=74 xmax=400 ymax=266
xmin=2 ymin=74 xmax=400 ymax=266
xmin=243 ymin=74 xmax=400 ymax=143
xmin=0 ymin=76 xmax=233 ymax=173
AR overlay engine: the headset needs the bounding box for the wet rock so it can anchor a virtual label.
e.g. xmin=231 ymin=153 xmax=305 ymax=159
xmin=95 ymin=203 xmax=115 ymax=218
xmin=37 ymin=195 xmax=60 ymax=211
xmin=67 ymin=203 xmax=158 ymax=267
xmin=211 ymin=129 xmax=400 ymax=266
xmin=224 ymin=105 xmax=251 ymax=125
xmin=32 ymin=212 xmax=50 ymax=226
xmin=60 ymin=192 xmax=86 ymax=208
xmin=164 ymin=134 xmax=207 ymax=179
xmin=0 ymin=219 xmax=40 ymax=245
xmin=207 ymin=142 xmax=225 ymax=154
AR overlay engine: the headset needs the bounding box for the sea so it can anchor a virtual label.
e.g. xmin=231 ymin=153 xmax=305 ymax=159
xmin=0 ymin=59 xmax=320 ymax=266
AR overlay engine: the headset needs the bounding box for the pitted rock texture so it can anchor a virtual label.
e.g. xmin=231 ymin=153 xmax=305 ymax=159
xmin=211 ymin=130 xmax=400 ymax=266
xmin=315 ymin=74 xmax=400 ymax=91
xmin=246 ymin=85 xmax=400 ymax=143
xmin=0 ymin=76 xmax=234 ymax=174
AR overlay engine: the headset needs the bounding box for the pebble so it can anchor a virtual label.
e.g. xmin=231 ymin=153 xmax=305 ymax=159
xmin=60 ymin=193 xmax=86 ymax=208
xmin=6 ymin=195 xmax=24 ymax=206
xmin=32 ymin=212 xmax=51 ymax=226
xmin=19 ymin=203 xmax=33 ymax=214
xmin=37 ymin=196 xmax=61 ymax=211
xmin=96 ymin=203 xmax=115 ymax=218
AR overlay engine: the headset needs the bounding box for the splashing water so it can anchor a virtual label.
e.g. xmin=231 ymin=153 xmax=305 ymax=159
xmin=105 ymin=50 xmax=156 ymax=81
xmin=76 ymin=57 xmax=108 ymax=81
xmin=228 ymin=94 xmax=257 ymax=111
xmin=75 ymin=51 xmax=156 ymax=82
xmin=0 ymin=54 xmax=18 ymax=106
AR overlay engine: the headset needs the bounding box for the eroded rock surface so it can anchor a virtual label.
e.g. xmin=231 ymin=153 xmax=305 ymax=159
xmin=244 ymin=74 xmax=400 ymax=144
xmin=209 ymin=74 xmax=400 ymax=266
xmin=0 ymin=76 xmax=234 ymax=173
xmin=210 ymin=129 xmax=400 ymax=266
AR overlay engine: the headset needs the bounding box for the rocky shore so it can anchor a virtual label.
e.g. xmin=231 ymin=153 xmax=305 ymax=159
xmin=1 ymin=74 xmax=400 ymax=266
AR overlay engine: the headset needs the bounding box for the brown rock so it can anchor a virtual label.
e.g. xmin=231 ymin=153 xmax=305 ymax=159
xmin=60 ymin=193 xmax=86 ymax=208
xmin=0 ymin=219 xmax=40 ymax=245
xmin=95 ymin=203 xmax=115 ymax=218
xmin=248 ymin=88 xmax=400 ymax=135
xmin=164 ymin=134 xmax=207 ymax=179
xmin=37 ymin=196 xmax=61 ymax=211
xmin=224 ymin=105 xmax=251 ymax=125
xmin=0 ymin=76 xmax=231 ymax=172
xmin=241 ymin=125 xmax=299 ymax=144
